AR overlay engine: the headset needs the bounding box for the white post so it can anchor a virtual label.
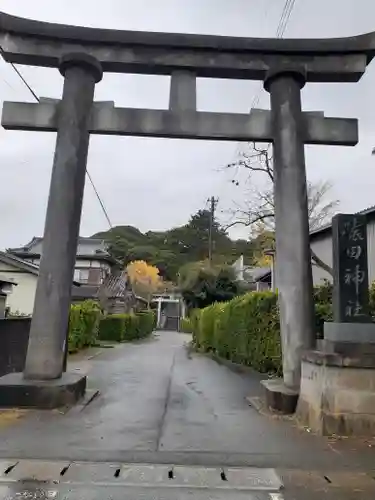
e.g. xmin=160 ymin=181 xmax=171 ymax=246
xmin=157 ymin=298 xmax=162 ymax=328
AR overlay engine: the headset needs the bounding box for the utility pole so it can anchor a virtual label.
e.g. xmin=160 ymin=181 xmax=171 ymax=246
xmin=208 ymin=196 xmax=219 ymax=264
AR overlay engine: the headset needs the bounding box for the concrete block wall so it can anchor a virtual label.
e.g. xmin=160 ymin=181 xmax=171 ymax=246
xmin=297 ymin=357 xmax=375 ymax=435
xmin=0 ymin=318 xmax=30 ymax=377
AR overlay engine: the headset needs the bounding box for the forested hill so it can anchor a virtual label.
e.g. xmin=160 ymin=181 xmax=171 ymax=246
xmin=92 ymin=209 xmax=261 ymax=281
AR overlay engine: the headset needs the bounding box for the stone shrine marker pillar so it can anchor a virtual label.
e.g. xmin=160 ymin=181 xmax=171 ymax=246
xmin=331 ymin=214 xmax=370 ymax=324
xmin=298 ymin=214 xmax=375 ymax=435
xmin=323 ymin=213 xmax=375 ymax=349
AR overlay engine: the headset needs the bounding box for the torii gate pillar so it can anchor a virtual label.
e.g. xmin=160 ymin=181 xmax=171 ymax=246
xmin=24 ymin=53 xmax=102 ymax=381
xmin=264 ymin=70 xmax=314 ymax=396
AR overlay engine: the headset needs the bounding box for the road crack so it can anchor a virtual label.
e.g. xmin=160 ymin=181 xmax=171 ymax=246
xmin=155 ymin=352 xmax=176 ymax=451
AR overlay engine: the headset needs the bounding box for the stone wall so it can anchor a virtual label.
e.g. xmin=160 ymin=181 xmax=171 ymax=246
xmin=297 ymin=351 xmax=375 ymax=435
xmin=0 ymin=318 xmax=30 ymax=377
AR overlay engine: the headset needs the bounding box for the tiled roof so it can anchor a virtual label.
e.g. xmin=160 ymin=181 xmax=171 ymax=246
xmin=0 ymin=251 xmax=39 ymax=275
xmin=8 ymin=236 xmax=107 ymax=253
xmin=0 ymin=251 xmax=80 ymax=286
xmin=310 ymin=204 xmax=375 ymax=238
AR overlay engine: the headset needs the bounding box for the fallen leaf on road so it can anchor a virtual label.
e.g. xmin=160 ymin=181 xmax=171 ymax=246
xmin=0 ymin=409 xmax=28 ymax=427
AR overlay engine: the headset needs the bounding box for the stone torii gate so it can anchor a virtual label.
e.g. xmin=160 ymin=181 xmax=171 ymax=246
xmin=0 ymin=11 xmax=373 ymax=408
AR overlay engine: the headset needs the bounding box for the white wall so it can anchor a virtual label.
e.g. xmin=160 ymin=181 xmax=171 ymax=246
xmin=28 ymin=241 xmax=43 ymax=254
xmin=367 ymin=220 xmax=375 ymax=284
xmin=22 ymin=258 xmax=111 ymax=272
xmin=310 ymin=219 xmax=375 ymax=286
xmin=231 ymin=255 xmax=244 ymax=281
xmin=28 ymin=239 xmax=107 ymax=257
xmin=0 ymin=263 xmax=37 ymax=315
xmin=76 ymin=240 xmax=107 ymax=255
xmin=310 ymin=234 xmax=333 ymax=285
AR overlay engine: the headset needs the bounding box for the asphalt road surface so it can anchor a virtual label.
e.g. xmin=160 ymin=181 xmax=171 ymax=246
xmin=0 ymin=331 xmax=374 ymax=499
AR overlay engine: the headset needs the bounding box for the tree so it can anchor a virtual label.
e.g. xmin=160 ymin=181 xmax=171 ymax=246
xmin=126 ymin=260 xmax=161 ymax=304
xmin=93 ymin=209 xmax=255 ymax=282
xmin=178 ymin=261 xmax=239 ymax=310
xmin=226 ymin=143 xmax=339 ymax=275
xmin=164 ymin=209 xmax=231 ymax=263
xmin=249 ymin=224 xmax=275 ymax=267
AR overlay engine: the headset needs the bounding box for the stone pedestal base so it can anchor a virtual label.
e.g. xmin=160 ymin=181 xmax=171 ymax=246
xmin=0 ymin=372 xmax=86 ymax=409
xmin=261 ymin=378 xmax=299 ymax=414
xmin=324 ymin=321 xmax=375 ymax=343
xmin=296 ymin=350 xmax=375 ymax=435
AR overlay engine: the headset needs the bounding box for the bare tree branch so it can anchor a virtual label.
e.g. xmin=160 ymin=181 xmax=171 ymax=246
xmin=225 ymin=143 xmax=339 ymax=274
xmin=311 ymin=248 xmax=333 ymax=276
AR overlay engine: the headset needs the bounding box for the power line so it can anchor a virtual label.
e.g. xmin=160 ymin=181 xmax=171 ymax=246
xmin=8 ymin=62 xmax=40 ymax=102
xmin=0 ymin=45 xmax=40 ymax=102
xmin=231 ymin=0 xmax=299 ymax=162
xmin=86 ymin=170 xmax=112 ymax=228
xmin=0 ymin=47 xmax=113 ymax=229
xmin=249 ymin=0 xmax=298 ymax=113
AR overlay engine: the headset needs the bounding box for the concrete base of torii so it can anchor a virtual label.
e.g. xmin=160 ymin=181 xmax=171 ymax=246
xmin=261 ymin=379 xmax=299 ymax=415
xmin=0 ymin=372 xmax=86 ymax=409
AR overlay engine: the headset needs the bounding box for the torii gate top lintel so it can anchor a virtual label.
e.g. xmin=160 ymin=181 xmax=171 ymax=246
xmin=1 ymin=11 xmax=374 ymax=81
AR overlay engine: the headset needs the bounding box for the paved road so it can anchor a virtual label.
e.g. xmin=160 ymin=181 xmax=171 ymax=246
xmin=0 ymin=331 xmax=374 ymax=499
xmin=0 ymin=332 xmax=372 ymax=469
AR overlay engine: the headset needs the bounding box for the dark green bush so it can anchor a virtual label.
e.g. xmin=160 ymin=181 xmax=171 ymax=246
xmin=98 ymin=314 xmax=127 ymax=342
xmin=192 ymin=292 xmax=282 ymax=375
xmin=68 ymin=300 xmax=101 ymax=353
xmin=99 ymin=310 xmax=155 ymax=343
xmin=135 ymin=310 xmax=155 ymax=338
xmin=180 ymin=317 xmax=193 ymax=333
xmin=313 ymin=281 xmax=333 ymax=338
xmin=123 ymin=313 xmax=139 ymax=340
xmin=191 ymin=280 xmax=375 ymax=375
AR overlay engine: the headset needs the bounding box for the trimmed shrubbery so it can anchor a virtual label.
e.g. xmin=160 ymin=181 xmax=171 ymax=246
xmin=190 ymin=280 xmax=350 ymax=376
xmin=68 ymin=300 xmax=101 ymax=353
xmin=192 ymin=292 xmax=282 ymax=375
xmin=191 ymin=279 xmax=375 ymax=375
xmin=98 ymin=310 xmax=155 ymax=343
xmin=180 ymin=317 xmax=193 ymax=333
xmin=98 ymin=314 xmax=127 ymax=342
xmin=313 ymin=280 xmax=333 ymax=338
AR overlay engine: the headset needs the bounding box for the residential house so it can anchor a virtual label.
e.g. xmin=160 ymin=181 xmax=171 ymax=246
xmin=232 ymin=206 xmax=375 ymax=289
xmin=232 ymin=255 xmax=272 ymax=291
xmin=0 ymin=251 xmax=87 ymax=315
xmin=310 ymin=206 xmax=375 ymax=286
xmin=0 ymin=275 xmax=16 ymax=318
xmin=0 ymin=252 xmax=43 ymax=315
xmin=8 ymin=236 xmax=116 ymax=287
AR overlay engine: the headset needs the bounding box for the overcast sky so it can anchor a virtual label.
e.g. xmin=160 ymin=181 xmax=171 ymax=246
xmin=0 ymin=0 xmax=375 ymax=248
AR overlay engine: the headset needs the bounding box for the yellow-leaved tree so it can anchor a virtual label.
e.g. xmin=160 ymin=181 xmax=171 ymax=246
xmin=126 ymin=260 xmax=161 ymax=305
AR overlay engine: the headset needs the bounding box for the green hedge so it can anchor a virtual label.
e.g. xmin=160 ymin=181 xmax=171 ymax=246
xmin=192 ymin=280 xmax=375 ymax=375
xmin=192 ymin=292 xmax=282 ymax=375
xmin=180 ymin=317 xmax=193 ymax=333
xmin=313 ymin=280 xmax=333 ymax=338
xmin=136 ymin=310 xmax=155 ymax=339
xmin=98 ymin=314 xmax=126 ymax=342
xmin=68 ymin=300 xmax=101 ymax=353
xmin=98 ymin=310 xmax=155 ymax=342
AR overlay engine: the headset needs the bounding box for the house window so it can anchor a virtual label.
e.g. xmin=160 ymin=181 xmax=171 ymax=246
xmin=74 ymin=269 xmax=89 ymax=283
